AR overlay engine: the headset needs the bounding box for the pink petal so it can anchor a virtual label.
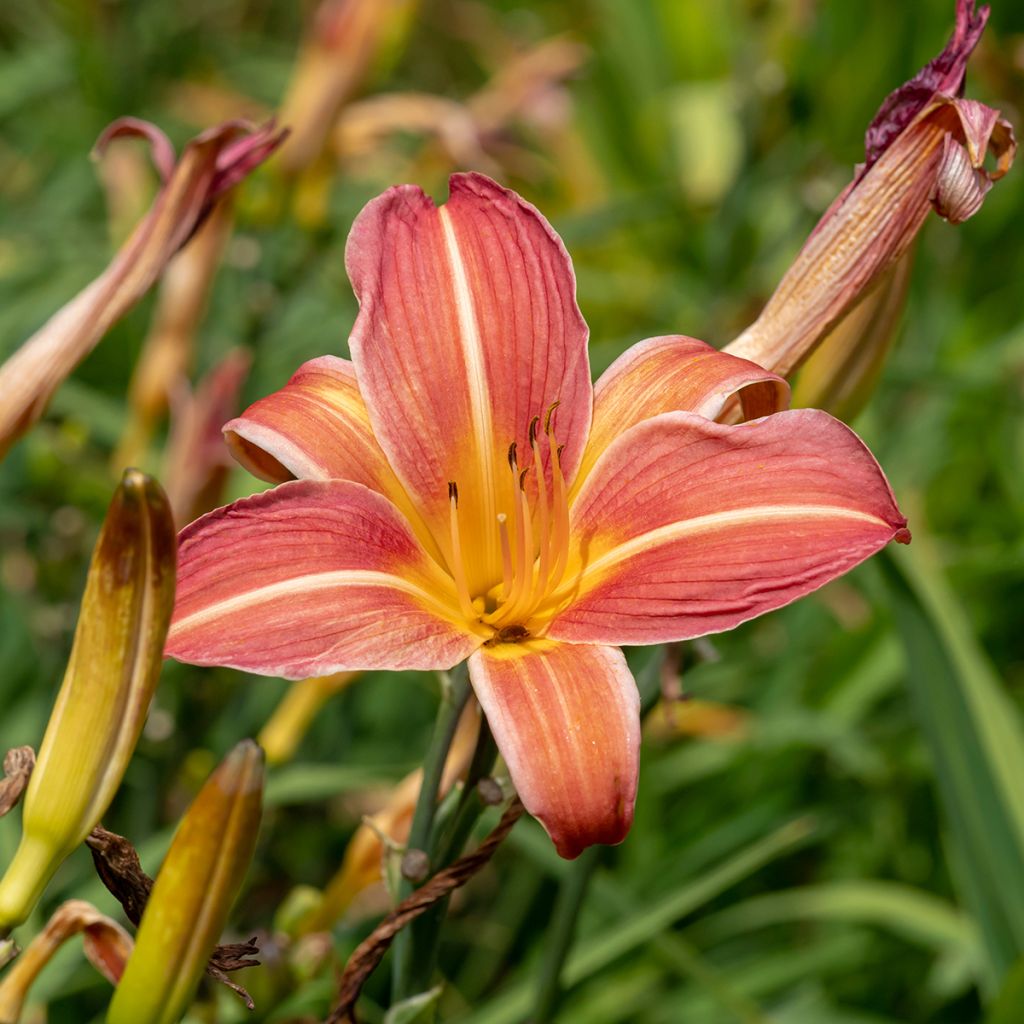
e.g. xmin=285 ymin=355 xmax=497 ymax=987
xmin=224 ymin=355 xmax=401 ymax=486
xmin=345 ymin=172 xmax=591 ymax=594
xmin=469 ymin=641 xmax=639 ymax=859
xmin=548 ymin=410 xmax=909 ymax=645
xmin=167 ymin=480 xmax=481 ymax=678
xmin=576 ymin=335 xmax=788 ymax=490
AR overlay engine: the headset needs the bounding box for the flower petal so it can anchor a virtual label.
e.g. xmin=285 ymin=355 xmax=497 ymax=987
xmin=548 ymin=409 xmax=909 ymax=645
xmin=224 ymin=352 xmax=409 ymax=484
xmin=345 ymin=172 xmax=592 ymax=594
xmin=575 ymin=335 xmax=788 ymax=491
xmin=468 ymin=641 xmax=639 ymax=860
xmin=166 ymin=479 xmax=481 ymax=678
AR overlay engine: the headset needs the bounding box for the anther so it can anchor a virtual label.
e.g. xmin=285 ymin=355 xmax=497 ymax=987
xmin=507 ymin=442 xmax=518 ymax=471
xmin=518 ymin=468 xmax=529 ymax=490
xmin=447 ymin=481 xmax=459 ymax=505
xmin=528 ymin=415 xmax=540 ymax=446
xmin=544 ymin=401 xmax=560 ymax=432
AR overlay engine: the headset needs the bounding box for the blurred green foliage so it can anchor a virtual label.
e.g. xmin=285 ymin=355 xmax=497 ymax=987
xmin=1 ymin=1 xmax=1023 ymax=1022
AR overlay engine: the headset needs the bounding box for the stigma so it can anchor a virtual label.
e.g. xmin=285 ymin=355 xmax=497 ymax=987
xmin=447 ymin=403 xmax=571 ymax=639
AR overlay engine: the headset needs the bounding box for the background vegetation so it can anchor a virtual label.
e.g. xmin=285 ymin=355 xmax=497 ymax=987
xmin=1 ymin=1 xmax=1022 ymax=1021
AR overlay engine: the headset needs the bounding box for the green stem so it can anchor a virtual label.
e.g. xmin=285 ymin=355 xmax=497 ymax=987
xmin=533 ymin=846 xmax=601 ymax=1022
xmin=390 ymin=663 xmax=472 ymax=1003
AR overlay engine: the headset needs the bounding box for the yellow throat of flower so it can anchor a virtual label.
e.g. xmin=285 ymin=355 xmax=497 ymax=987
xmin=447 ymin=404 xmax=571 ymax=642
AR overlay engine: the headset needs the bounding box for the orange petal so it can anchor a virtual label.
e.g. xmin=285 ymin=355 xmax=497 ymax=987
xmin=346 ymin=172 xmax=592 ymax=594
xmin=167 ymin=479 xmax=482 ymax=678
xmin=549 ymin=410 xmax=908 ymax=646
xmin=575 ymin=335 xmax=788 ymax=492
xmin=469 ymin=641 xmax=639 ymax=859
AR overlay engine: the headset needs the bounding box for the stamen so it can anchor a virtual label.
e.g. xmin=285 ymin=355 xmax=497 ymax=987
xmin=497 ymin=513 xmax=513 ymax=599
xmin=503 ymin=482 xmax=534 ymax=622
xmin=447 ymin=482 xmax=476 ymax=619
xmin=531 ymin=420 xmax=551 ymax=594
xmin=507 ymin=442 xmax=518 ymax=472
xmin=547 ymin=419 xmax=570 ymax=590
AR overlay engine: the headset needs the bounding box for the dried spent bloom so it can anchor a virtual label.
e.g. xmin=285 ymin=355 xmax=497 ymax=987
xmin=793 ymin=250 xmax=915 ymax=421
xmin=114 ymin=201 xmax=235 ymax=471
xmin=0 ymin=471 xmax=175 ymax=934
xmin=258 ymin=671 xmax=360 ymax=766
xmin=166 ymin=172 xmax=908 ymax=859
xmin=106 ymin=740 xmax=264 ymax=1024
xmin=725 ymin=0 xmax=1015 ymax=380
xmin=0 ymin=901 xmax=132 ymax=1023
xmin=0 ymin=119 xmax=283 ymax=462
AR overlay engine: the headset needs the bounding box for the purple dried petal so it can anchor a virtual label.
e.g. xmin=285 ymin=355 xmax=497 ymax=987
xmin=863 ymin=0 xmax=989 ymax=170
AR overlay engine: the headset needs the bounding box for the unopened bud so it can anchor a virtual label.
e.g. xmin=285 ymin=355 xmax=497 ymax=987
xmin=106 ymin=740 xmax=264 ymax=1024
xmin=0 ymin=471 xmax=175 ymax=935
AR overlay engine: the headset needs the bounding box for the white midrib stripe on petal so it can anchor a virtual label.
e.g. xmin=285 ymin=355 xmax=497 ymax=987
xmin=439 ymin=207 xmax=498 ymax=578
xmin=171 ymin=570 xmax=456 ymax=634
xmin=574 ymin=504 xmax=892 ymax=585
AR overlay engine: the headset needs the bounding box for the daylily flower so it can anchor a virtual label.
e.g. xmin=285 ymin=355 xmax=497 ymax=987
xmin=0 ymin=118 xmax=284 ymax=462
xmin=725 ymin=0 xmax=1015 ymax=379
xmin=166 ymin=172 xmax=909 ymax=859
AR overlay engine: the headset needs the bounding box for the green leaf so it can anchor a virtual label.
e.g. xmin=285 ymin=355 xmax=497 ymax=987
xmin=883 ymin=536 xmax=1024 ymax=994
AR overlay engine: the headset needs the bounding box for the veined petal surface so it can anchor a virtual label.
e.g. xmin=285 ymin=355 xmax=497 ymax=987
xmin=576 ymin=335 xmax=788 ymax=490
xmin=468 ymin=641 xmax=639 ymax=860
xmin=549 ymin=410 xmax=908 ymax=645
xmin=223 ymin=356 xmax=431 ymax=549
xmin=346 ymin=172 xmax=591 ymax=594
xmin=166 ymin=479 xmax=481 ymax=678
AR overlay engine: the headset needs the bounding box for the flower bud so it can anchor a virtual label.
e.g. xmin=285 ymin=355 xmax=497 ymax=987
xmin=0 ymin=471 xmax=175 ymax=935
xmin=106 ymin=740 xmax=264 ymax=1024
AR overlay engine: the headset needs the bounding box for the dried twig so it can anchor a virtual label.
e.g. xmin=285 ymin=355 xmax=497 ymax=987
xmin=0 ymin=747 xmax=35 ymax=819
xmin=326 ymin=797 xmax=525 ymax=1024
xmin=86 ymin=824 xmax=259 ymax=1006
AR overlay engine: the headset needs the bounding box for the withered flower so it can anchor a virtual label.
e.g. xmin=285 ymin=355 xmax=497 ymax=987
xmin=0 ymin=119 xmax=283 ymax=461
xmin=106 ymin=741 xmax=264 ymax=1024
xmin=725 ymin=0 xmax=1015 ymax=380
xmin=0 ymin=471 xmax=175 ymax=934
xmin=0 ymin=901 xmax=132 ymax=1024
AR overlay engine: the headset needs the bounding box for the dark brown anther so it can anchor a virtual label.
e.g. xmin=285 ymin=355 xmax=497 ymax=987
xmin=528 ymin=415 xmax=540 ymax=446
xmin=447 ymin=481 xmax=458 ymax=506
xmin=556 ymin=444 xmax=565 ymax=461
xmin=507 ymin=442 xmax=518 ymax=471
xmin=518 ymin=469 xmax=529 ymax=491
xmin=544 ymin=400 xmax=561 ymax=432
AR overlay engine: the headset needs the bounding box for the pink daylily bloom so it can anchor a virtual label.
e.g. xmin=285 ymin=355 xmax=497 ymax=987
xmin=167 ymin=173 xmax=908 ymax=858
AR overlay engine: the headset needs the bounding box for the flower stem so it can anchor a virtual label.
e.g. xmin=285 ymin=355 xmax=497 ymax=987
xmin=390 ymin=662 xmax=472 ymax=1004
xmin=532 ymin=845 xmax=601 ymax=1023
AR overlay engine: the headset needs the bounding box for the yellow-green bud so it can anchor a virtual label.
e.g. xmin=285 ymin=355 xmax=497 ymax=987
xmin=0 ymin=469 xmax=175 ymax=934
xmin=106 ymin=740 xmax=264 ymax=1024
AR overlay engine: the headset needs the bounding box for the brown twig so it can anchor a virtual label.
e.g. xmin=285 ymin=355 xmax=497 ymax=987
xmin=325 ymin=797 xmax=524 ymax=1024
xmin=0 ymin=747 xmax=35 ymax=818
xmin=86 ymin=824 xmax=259 ymax=1006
